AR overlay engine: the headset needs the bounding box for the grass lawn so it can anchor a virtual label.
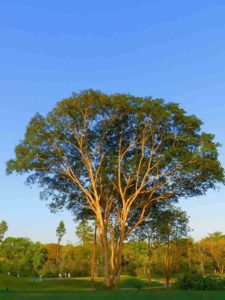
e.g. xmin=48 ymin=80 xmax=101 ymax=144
xmin=0 ymin=290 xmax=225 ymax=300
xmin=0 ymin=275 xmax=164 ymax=291
xmin=0 ymin=275 xmax=224 ymax=299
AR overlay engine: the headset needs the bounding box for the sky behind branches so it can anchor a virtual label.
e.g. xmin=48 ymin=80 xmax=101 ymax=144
xmin=0 ymin=0 xmax=225 ymax=243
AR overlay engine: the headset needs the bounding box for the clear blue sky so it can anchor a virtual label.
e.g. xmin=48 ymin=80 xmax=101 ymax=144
xmin=0 ymin=0 xmax=225 ymax=243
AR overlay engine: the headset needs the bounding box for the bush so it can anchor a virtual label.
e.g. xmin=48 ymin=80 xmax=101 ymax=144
xmin=203 ymin=274 xmax=225 ymax=290
xmin=177 ymin=271 xmax=225 ymax=290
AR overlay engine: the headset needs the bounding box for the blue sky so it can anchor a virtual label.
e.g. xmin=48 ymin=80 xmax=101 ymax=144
xmin=0 ymin=0 xmax=225 ymax=243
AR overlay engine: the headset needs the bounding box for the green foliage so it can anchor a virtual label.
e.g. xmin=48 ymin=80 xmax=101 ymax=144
xmin=40 ymin=261 xmax=58 ymax=277
xmin=0 ymin=231 xmax=224 ymax=280
xmin=177 ymin=271 xmax=225 ymax=290
xmin=195 ymin=231 xmax=225 ymax=274
xmin=32 ymin=243 xmax=47 ymax=274
xmin=6 ymin=90 xmax=224 ymax=217
xmin=132 ymin=205 xmax=190 ymax=243
xmin=56 ymin=221 xmax=66 ymax=244
xmin=0 ymin=237 xmax=35 ymax=276
xmin=0 ymin=220 xmax=8 ymax=242
xmin=75 ymin=221 xmax=94 ymax=245
xmin=154 ymin=208 xmax=190 ymax=242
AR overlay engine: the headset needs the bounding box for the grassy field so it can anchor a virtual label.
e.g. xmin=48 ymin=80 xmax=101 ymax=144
xmin=0 ymin=275 xmax=225 ymax=300
xmin=1 ymin=290 xmax=225 ymax=300
xmin=0 ymin=275 xmax=163 ymax=291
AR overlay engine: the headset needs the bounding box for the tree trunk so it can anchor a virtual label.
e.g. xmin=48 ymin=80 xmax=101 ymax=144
xmin=91 ymin=221 xmax=97 ymax=284
xmin=109 ymin=224 xmax=126 ymax=289
xmin=164 ymin=243 xmax=171 ymax=288
xmin=146 ymin=240 xmax=152 ymax=283
xmin=56 ymin=242 xmax=60 ymax=270
xmin=200 ymin=260 xmax=205 ymax=275
xmin=187 ymin=247 xmax=192 ymax=270
xmin=175 ymin=245 xmax=179 ymax=273
xmin=110 ymin=254 xmax=123 ymax=289
xmin=146 ymin=255 xmax=152 ymax=283
xmin=165 ymin=272 xmax=170 ymax=288
xmin=100 ymin=227 xmax=110 ymax=287
xmin=165 ymin=258 xmax=170 ymax=288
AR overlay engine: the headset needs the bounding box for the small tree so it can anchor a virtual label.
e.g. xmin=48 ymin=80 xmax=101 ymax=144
xmin=32 ymin=242 xmax=47 ymax=275
xmin=132 ymin=205 xmax=190 ymax=286
xmin=74 ymin=209 xmax=97 ymax=283
xmin=0 ymin=221 xmax=8 ymax=242
xmin=130 ymin=202 xmax=167 ymax=283
xmin=155 ymin=208 xmax=190 ymax=287
xmin=56 ymin=221 xmax=66 ymax=245
xmin=56 ymin=221 xmax=66 ymax=268
xmin=200 ymin=232 xmax=225 ymax=274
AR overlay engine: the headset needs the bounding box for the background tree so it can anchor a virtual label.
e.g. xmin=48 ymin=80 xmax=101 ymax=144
xmin=56 ymin=221 xmax=66 ymax=245
xmin=130 ymin=201 xmax=168 ymax=283
xmin=0 ymin=237 xmax=34 ymax=276
xmin=132 ymin=205 xmax=190 ymax=286
xmin=75 ymin=221 xmax=94 ymax=245
xmin=6 ymin=90 xmax=224 ymax=287
xmin=0 ymin=221 xmax=8 ymax=242
xmin=195 ymin=241 xmax=209 ymax=275
xmin=154 ymin=207 xmax=190 ymax=287
xmin=41 ymin=243 xmax=58 ymax=277
xmin=0 ymin=232 xmax=224 ymax=279
xmin=56 ymin=221 xmax=66 ymax=268
xmin=200 ymin=232 xmax=225 ymax=274
xmin=75 ymin=220 xmax=95 ymax=279
xmin=74 ymin=208 xmax=97 ymax=283
xmin=32 ymin=242 xmax=47 ymax=275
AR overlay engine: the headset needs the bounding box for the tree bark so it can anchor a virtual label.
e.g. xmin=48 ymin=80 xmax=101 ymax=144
xmin=164 ymin=243 xmax=171 ymax=288
xmin=100 ymin=226 xmax=110 ymax=287
xmin=200 ymin=260 xmax=205 ymax=275
xmin=91 ymin=221 xmax=97 ymax=284
xmin=147 ymin=254 xmax=152 ymax=283
xmin=146 ymin=238 xmax=152 ymax=283
xmin=109 ymin=223 xmax=126 ymax=289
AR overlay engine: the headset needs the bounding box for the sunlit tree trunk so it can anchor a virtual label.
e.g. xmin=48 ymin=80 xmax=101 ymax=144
xmin=91 ymin=221 xmax=97 ymax=284
xmin=109 ymin=222 xmax=126 ymax=289
xmin=101 ymin=226 xmax=111 ymax=287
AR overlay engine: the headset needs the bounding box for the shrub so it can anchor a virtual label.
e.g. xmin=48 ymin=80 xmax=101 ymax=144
xmin=177 ymin=271 xmax=225 ymax=290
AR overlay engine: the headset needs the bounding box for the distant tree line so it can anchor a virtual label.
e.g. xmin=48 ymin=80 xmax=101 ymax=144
xmin=0 ymin=217 xmax=224 ymax=286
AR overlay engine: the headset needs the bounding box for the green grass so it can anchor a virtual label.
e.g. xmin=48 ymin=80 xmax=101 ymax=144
xmin=0 ymin=275 xmax=163 ymax=291
xmin=0 ymin=275 xmax=225 ymax=300
xmin=0 ymin=290 xmax=225 ymax=300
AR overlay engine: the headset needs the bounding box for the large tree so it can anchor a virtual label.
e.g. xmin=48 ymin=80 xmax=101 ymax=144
xmin=6 ymin=90 xmax=224 ymax=287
